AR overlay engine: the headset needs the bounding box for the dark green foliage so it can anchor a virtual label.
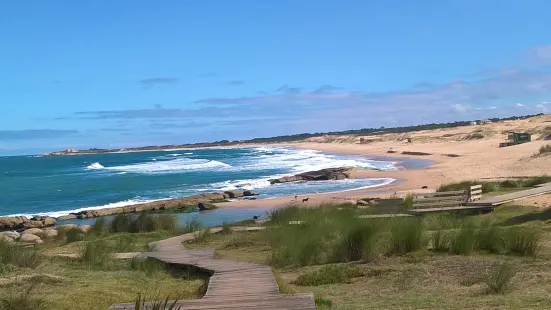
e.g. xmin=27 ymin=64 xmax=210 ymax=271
xmin=449 ymin=222 xmax=476 ymax=255
xmin=294 ymin=265 xmax=364 ymax=286
xmin=474 ymin=222 xmax=503 ymax=254
xmin=402 ymin=194 xmax=414 ymax=210
xmin=89 ymin=217 xmax=109 ymax=236
xmin=333 ymin=224 xmax=380 ymax=262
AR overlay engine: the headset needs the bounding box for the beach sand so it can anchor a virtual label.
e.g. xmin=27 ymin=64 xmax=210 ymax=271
xmin=219 ymin=114 xmax=551 ymax=209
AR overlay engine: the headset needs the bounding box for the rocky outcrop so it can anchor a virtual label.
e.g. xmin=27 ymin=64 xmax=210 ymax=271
xmin=224 ymin=190 xmax=244 ymax=198
xmin=19 ymin=233 xmax=43 ymax=244
xmin=198 ymin=202 xmax=217 ymax=211
xmin=0 ymin=231 xmax=20 ymax=240
xmin=268 ymin=167 xmax=356 ymax=184
xmin=0 ymin=216 xmax=56 ymax=232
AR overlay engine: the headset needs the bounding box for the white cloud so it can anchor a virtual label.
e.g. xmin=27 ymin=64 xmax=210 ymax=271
xmin=452 ymin=104 xmax=470 ymax=113
xmin=515 ymin=103 xmax=526 ymax=107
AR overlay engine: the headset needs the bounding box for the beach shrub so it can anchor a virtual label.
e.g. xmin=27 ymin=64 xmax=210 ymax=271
xmin=129 ymin=257 xmax=165 ymax=277
xmin=449 ymin=222 xmax=476 ymax=255
xmin=110 ymin=214 xmax=132 ymax=233
xmin=402 ymin=194 xmax=414 ymax=210
xmin=388 ymin=218 xmax=425 ymax=255
xmin=474 ymin=221 xmax=503 ymax=254
xmin=503 ymin=227 xmax=541 ymax=257
xmin=0 ymin=285 xmax=48 ymax=310
xmin=88 ymin=217 xmax=109 ymax=236
xmin=182 ymin=217 xmax=202 ymax=234
xmin=430 ymin=229 xmax=451 ymax=252
xmin=78 ymin=240 xmax=115 ymax=268
xmin=333 ymin=223 xmax=381 ymax=262
xmin=314 ymin=295 xmax=333 ymax=309
xmin=294 ymin=264 xmax=364 ymax=286
xmin=0 ymin=239 xmax=43 ymax=269
xmin=482 ymin=262 xmax=517 ymax=294
xmin=134 ymin=292 xmax=182 ymax=310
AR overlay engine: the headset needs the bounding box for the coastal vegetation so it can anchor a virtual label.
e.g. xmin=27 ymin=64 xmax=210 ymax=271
xmin=185 ymin=202 xmax=551 ymax=309
xmin=437 ymin=175 xmax=551 ymax=193
xmin=0 ymin=215 xmax=206 ymax=310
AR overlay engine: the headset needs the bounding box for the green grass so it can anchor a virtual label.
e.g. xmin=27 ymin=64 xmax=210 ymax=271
xmin=503 ymin=227 xmax=541 ymax=257
xmin=108 ymin=213 xmax=177 ymax=234
xmin=294 ymin=264 xmax=364 ymax=286
xmin=437 ymin=176 xmax=551 ymax=193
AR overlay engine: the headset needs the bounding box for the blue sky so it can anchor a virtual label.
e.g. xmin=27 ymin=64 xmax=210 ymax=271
xmin=1 ymin=0 xmax=551 ymax=154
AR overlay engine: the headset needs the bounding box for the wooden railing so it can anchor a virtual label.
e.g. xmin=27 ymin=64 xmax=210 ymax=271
xmin=412 ymin=185 xmax=481 ymax=210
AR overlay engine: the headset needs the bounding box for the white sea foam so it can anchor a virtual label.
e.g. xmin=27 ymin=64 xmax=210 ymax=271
xmin=5 ymin=198 xmax=162 ymax=218
xmin=86 ymin=162 xmax=105 ymax=169
xmin=167 ymin=153 xmax=183 ymax=157
xmin=87 ymin=158 xmax=231 ymax=174
xmin=232 ymin=146 xmax=396 ymax=173
xmin=184 ymin=152 xmax=193 ymax=155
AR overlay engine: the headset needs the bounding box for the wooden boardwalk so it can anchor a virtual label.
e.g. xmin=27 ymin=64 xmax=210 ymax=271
xmin=466 ymin=184 xmax=551 ymax=206
xmin=108 ymin=227 xmax=316 ymax=310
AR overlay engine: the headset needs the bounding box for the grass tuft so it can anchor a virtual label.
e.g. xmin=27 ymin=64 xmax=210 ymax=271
xmin=0 ymin=285 xmax=48 ymax=310
xmin=388 ymin=218 xmax=425 ymax=255
xmin=78 ymin=240 xmax=115 ymax=268
xmin=482 ymin=262 xmax=517 ymax=294
xmin=294 ymin=264 xmax=364 ymax=286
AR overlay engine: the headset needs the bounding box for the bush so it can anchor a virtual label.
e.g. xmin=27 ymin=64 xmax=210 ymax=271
xmin=503 ymin=227 xmax=541 ymax=257
xmin=402 ymin=194 xmax=414 ymax=210
xmin=482 ymin=262 xmax=516 ymax=294
xmin=78 ymin=240 xmax=115 ymax=268
xmin=129 ymin=257 xmax=165 ymax=276
xmin=314 ymin=295 xmax=333 ymax=309
xmin=0 ymin=285 xmax=48 ymax=310
xmin=110 ymin=214 xmax=132 ymax=233
xmin=474 ymin=222 xmax=503 ymax=254
xmin=388 ymin=218 xmax=425 ymax=255
xmin=449 ymin=222 xmax=476 ymax=255
xmin=182 ymin=217 xmax=202 ymax=234
xmin=294 ymin=264 xmax=364 ymax=286
xmin=0 ymin=239 xmax=43 ymax=269
xmin=333 ymin=223 xmax=380 ymax=262
xmin=430 ymin=229 xmax=451 ymax=252
xmin=88 ymin=217 xmax=109 ymax=236
xmin=134 ymin=292 xmax=182 ymax=310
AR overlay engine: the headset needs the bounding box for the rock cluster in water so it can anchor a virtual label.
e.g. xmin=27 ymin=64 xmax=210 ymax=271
xmin=0 ymin=190 xmax=259 ymax=232
xmin=268 ymin=167 xmax=356 ymax=184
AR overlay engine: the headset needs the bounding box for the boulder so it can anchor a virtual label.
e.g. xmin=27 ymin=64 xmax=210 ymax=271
xmin=57 ymin=214 xmax=77 ymax=221
xmin=42 ymin=229 xmax=58 ymax=239
xmin=224 ymin=190 xmax=244 ymax=198
xmin=31 ymin=216 xmax=56 ymax=227
xmin=243 ymin=190 xmax=258 ymax=197
xmin=78 ymin=225 xmax=92 ymax=234
xmin=356 ymin=200 xmax=369 ymax=206
xmin=199 ymin=192 xmax=227 ymax=201
xmin=0 ymin=216 xmax=29 ymax=231
xmin=0 ymin=231 xmax=20 ymax=240
xmin=57 ymin=224 xmax=78 ymax=231
xmin=268 ymin=167 xmax=356 ymax=184
xmin=23 ymin=228 xmax=44 ymax=236
xmin=198 ymin=202 xmax=217 ymax=211
xmin=19 ymin=233 xmax=42 ymax=244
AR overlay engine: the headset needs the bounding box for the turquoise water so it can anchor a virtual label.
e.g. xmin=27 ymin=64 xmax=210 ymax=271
xmin=0 ymin=146 xmax=399 ymax=217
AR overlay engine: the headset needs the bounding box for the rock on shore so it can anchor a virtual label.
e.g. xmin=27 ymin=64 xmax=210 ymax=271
xmin=268 ymin=167 xmax=356 ymax=184
xmin=0 ymin=215 xmax=56 ymax=232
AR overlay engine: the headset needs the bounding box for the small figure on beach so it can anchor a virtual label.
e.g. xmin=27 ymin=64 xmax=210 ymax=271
xmin=253 ymin=215 xmax=259 ymax=220
xmin=302 ymin=198 xmax=309 ymax=203
xmin=295 ymin=195 xmax=298 ymax=200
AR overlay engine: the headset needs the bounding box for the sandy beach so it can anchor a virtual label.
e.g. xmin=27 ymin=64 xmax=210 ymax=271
xmin=219 ymin=115 xmax=551 ymax=209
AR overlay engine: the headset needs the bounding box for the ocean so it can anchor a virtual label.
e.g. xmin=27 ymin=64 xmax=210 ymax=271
xmin=0 ymin=146 xmax=399 ymax=218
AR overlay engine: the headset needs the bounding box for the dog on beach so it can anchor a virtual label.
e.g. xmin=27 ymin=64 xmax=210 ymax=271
xmin=302 ymin=198 xmax=309 ymax=203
